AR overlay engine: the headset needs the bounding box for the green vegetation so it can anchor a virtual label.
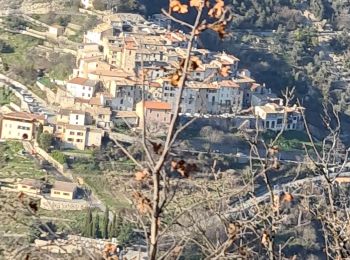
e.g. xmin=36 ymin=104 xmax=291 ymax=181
xmin=37 ymin=208 xmax=93 ymax=234
xmin=37 ymin=77 xmax=56 ymax=89
xmin=83 ymin=175 xmax=130 ymax=210
xmin=92 ymin=0 xmax=139 ymax=12
xmin=0 ymin=141 xmax=45 ymax=179
xmin=262 ymin=130 xmax=315 ymax=151
xmin=81 ymin=208 xmax=134 ymax=243
xmin=0 ymin=30 xmax=42 ymax=85
xmin=39 ymin=133 xmax=54 ymax=152
xmin=0 ymin=87 xmax=20 ymax=106
xmin=82 ymin=208 xmax=93 ymax=237
xmin=0 ymin=39 xmax=14 ymax=53
xmin=48 ymin=54 xmax=75 ymax=80
xmin=51 ymin=150 xmax=67 ymax=164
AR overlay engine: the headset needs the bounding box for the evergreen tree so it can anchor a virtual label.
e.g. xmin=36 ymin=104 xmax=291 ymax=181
xmin=117 ymin=222 xmax=133 ymax=245
xmin=93 ymin=213 xmax=100 ymax=238
xmin=39 ymin=133 xmax=53 ymax=152
xmin=109 ymin=212 xmax=116 ymax=239
xmin=36 ymin=124 xmax=43 ymax=141
xmin=83 ymin=208 xmax=93 ymax=237
xmin=102 ymin=207 xmax=109 ymax=239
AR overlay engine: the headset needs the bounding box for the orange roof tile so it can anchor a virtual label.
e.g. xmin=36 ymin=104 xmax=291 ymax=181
xmin=144 ymin=101 xmax=171 ymax=110
xmin=68 ymin=77 xmax=88 ymax=85
xmin=149 ymin=82 xmax=161 ymax=88
xmin=89 ymin=96 xmax=102 ymax=106
xmin=3 ymin=112 xmax=45 ymax=121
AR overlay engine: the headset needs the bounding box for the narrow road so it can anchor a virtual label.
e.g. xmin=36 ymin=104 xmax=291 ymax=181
xmin=225 ymin=171 xmax=350 ymax=215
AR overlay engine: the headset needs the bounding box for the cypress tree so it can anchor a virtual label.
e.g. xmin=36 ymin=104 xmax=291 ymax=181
xmin=83 ymin=208 xmax=93 ymax=237
xmin=109 ymin=212 xmax=116 ymax=239
xmin=114 ymin=213 xmax=122 ymax=237
xmin=102 ymin=207 xmax=109 ymax=239
xmin=93 ymin=213 xmax=100 ymax=238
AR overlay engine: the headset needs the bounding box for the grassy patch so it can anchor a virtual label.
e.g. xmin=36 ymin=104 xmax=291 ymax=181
xmin=0 ymin=87 xmax=20 ymax=106
xmin=37 ymin=77 xmax=56 ymax=89
xmin=262 ymin=130 xmax=314 ymax=151
xmin=27 ymin=84 xmax=47 ymax=100
xmin=83 ymin=175 xmax=130 ymax=211
xmin=0 ymin=30 xmax=41 ymax=70
xmin=37 ymin=208 xmax=101 ymax=234
xmin=0 ymin=141 xmax=45 ymax=179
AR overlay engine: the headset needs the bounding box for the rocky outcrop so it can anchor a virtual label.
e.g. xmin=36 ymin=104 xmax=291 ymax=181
xmin=0 ymin=0 xmax=69 ymax=15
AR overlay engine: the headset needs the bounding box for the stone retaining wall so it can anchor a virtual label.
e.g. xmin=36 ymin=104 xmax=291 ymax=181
xmin=40 ymin=197 xmax=90 ymax=211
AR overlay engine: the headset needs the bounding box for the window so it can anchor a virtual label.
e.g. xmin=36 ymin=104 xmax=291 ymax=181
xmin=22 ymin=185 xmax=27 ymax=188
xmin=83 ymin=86 xmax=85 ymax=90
xmin=76 ymin=115 xmax=79 ymax=120
xmin=63 ymin=192 xmax=70 ymax=196
xmin=157 ymin=113 xmax=159 ymax=118
xmin=266 ymin=121 xmax=270 ymax=128
xmin=67 ymin=138 xmax=74 ymax=142
xmin=77 ymin=132 xmax=83 ymax=136
xmin=54 ymin=191 xmax=60 ymax=195
xmin=70 ymin=131 xmax=75 ymax=135
xmin=88 ymin=94 xmax=91 ymax=97
xmin=271 ymin=121 xmax=275 ymax=128
xmin=82 ymin=93 xmax=85 ymax=97
xmin=120 ymin=99 xmax=123 ymax=104
xmin=277 ymin=119 xmax=283 ymax=125
xmin=76 ymin=139 xmax=83 ymax=143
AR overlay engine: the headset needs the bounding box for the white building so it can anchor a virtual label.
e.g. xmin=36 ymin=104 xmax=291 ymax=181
xmin=84 ymin=23 xmax=113 ymax=45
xmin=254 ymin=103 xmax=304 ymax=131
xmin=66 ymin=77 xmax=98 ymax=100
xmin=81 ymin=0 xmax=93 ymax=9
xmin=69 ymin=111 xmax=86 ymax=126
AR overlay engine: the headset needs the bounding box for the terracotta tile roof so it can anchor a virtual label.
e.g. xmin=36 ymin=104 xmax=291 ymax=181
xmin=65 ymin=124 xmax=87 ymax=131
xmin=149 ymin=82 xmax=161 ymax=88
xmin=144 ymin=101 xmax=171 ymax=110
xmin=75 ymin=98 xmax=90 ymax=104
xmin=219 ymin=80 xmax=240 ymax=88
xmin=52 ymin=181 xmax=77 ymax=193
xmin=68 ymin=77 xmax=88 ymax=85
xmin=3 ymin=112 xmax=45 ymax=121
xmin=58 ymin=109 xmax=85 ymax=116
xmin=88 ymin=127 xmax=103 ymax=134
xmin=19 ymin=178 xmax=42 ymax=188
xmin=89 ymin=96 xmax=102 ymax=106
xmin=115 ymin=111 xmax=138 ymax=118
xmin=86 ymin=107 xmax=111 ymax=115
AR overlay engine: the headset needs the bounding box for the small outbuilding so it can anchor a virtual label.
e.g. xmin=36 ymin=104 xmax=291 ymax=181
xmin=50 ymin=181 xmax=77 ymax=200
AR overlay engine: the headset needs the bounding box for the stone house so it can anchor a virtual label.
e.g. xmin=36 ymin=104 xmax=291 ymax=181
xmin=48 ymin=24 xmax=64 ymax=37
xmin=136 ymin=101 xmax=172 ymax=128
xmin=254 ymin=103 xmax=304 ymax=131
xmin=66 ymin=77 xmax=99 ymax=100
xmin=51 ymin=181 xmax=77 ymax=200
xmin=17 ymin=178 xmax=42 ymax=195
xmin=0 ymin=112 xmax=45 ymax=141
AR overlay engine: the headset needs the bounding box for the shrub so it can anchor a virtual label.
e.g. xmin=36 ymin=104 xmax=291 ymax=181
xmin=51 ymin=150 xmax=67 ymax=164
